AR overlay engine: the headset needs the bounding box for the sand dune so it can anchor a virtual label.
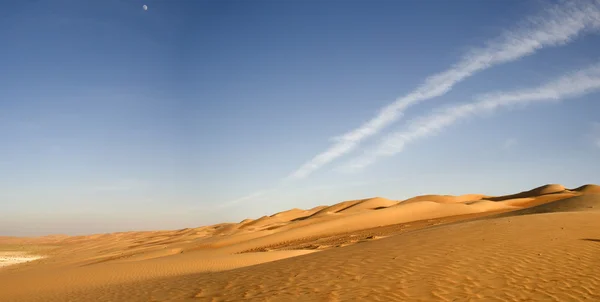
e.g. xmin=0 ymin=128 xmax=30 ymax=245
xmin=400 ymin=193 xmax=487 ymax=204
xmin=308 ymin=199 xmax=368 ymax=216
xmin=180 ymin=211 xmax=600 ymax=302
xmin=1 ymin=183 xmax=599 ymax=301
xmin=336 ymin=197 xmax=398 ymax=213
xmin=489 ymin=193 xmax=600 ymax=218
xmin=573 ymin=184 xmax=600 ymax=194
xmin=485 ymin=183 xmax=567 ymax=201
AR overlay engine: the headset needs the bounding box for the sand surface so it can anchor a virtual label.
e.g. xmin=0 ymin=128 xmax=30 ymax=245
xmin=0 ymin=252 xmax=44 ymax=268
xmin=1 ymin=184 xmax=599 ymax=301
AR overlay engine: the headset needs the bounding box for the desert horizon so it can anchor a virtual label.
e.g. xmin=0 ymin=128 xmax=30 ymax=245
xmin=3 ymin=0 xmax=600 ymax=301
xmin=2 ymin=183 xmax=600 ymax=301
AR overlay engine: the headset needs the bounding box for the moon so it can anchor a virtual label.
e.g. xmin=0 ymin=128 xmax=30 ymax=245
xmin=142 ymin=4 xmax=148 ymax=11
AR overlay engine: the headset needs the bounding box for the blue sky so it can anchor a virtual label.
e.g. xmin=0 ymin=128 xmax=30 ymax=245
xmin=1 ymin=0 xmax=599 ymax=236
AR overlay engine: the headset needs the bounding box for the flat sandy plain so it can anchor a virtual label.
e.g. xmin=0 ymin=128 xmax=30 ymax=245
xmin=1 ymin=184 xmax=599 ymax=301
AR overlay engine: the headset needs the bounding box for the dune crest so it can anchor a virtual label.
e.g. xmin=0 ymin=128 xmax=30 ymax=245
xmin=573 ymin=184 xmax=600 ymax=194
xmin=400 ymin=193 xmax=487 ymax=204
xmin=1 ymin=183 xmax=599 ymax=301
xmin=336 ymin=197 xmax=398 ymax=213
xmin=486 ymin=183 xmax=567 ymax=201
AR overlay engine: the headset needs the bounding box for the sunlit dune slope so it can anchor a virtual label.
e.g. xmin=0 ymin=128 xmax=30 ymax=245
xmin=488 ymin=193 xmax=600 ymax=218
xmin=1 ymin=183 xmax=599 ymax=302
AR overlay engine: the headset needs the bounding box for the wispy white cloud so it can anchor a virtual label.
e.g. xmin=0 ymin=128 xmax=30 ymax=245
xmin=92 ymin=179 xmax=149 ymax=192
xmin=288 ymin=0 xmax=600 ymax=180
xmin=304 ymin=177 xmax=406 ymax=193
xmin=220 ymin=190 xmax=270 ymax=208
xmin=502 ymin=138 xmax=518 ymax=150
xmin=341 ymin=63 xmax=600 ymax=171
xmin=214 ymin=177 xmax=407 ymax=211
xmin=49 ymin=145 xmax=63 ymax=153
xmin=592 ymin=122 xmax=600 ymax=148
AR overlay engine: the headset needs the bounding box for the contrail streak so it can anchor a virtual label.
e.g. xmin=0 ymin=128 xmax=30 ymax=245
xmin=289 ymin=0 xmax=600 ymax=179
xmin=341 ymin=64 xmax=600 ymax=171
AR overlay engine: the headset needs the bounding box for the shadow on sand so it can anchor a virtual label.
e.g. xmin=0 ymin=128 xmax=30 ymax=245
xmin=581 ymin=238 xmax=600 ymax=243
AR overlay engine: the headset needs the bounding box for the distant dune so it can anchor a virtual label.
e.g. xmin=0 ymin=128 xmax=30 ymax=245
xmin=573 ymin=184 xmax=600 ymax=194
xmin=1 ymin=184 xmax=599 ymax=301
xmin=400 ymin=193 xmax=488 ymax=204
xmin=488 ymin=193 xmax=600 ymax=218
xmin=484 ymin=183 xmax=567 ymax=201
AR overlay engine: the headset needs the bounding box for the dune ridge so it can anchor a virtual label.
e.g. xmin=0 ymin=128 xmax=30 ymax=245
xmin=1 ymin=183 xmax=599 ymax=301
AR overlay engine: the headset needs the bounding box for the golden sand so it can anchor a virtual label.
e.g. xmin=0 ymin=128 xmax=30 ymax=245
xmin=1 ymin=184 xmax=599 ymax=301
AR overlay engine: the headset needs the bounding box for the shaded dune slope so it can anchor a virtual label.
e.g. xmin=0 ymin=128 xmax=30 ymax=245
xmin=573 ymin=184 xmax=600 ymax=194
xmin=488 ymin=193 xmax=600 ymax=219
xmin=485 ymin=184 xmax=567 ymax=201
